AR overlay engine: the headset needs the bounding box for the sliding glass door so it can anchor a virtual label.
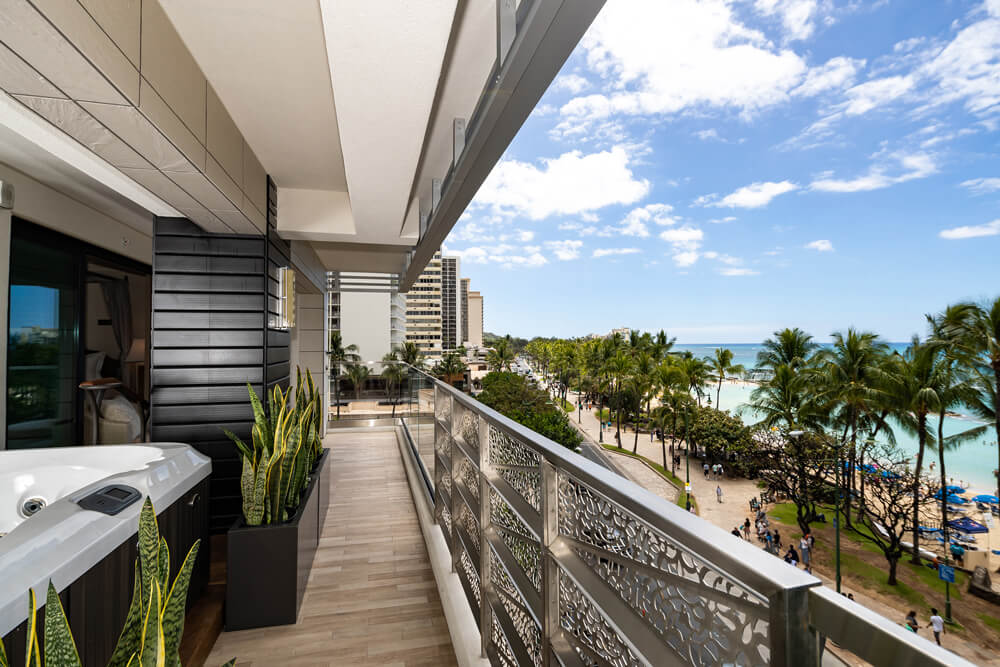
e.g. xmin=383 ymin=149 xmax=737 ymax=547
xmin=6 ymin=222 xmax=80 ymax=448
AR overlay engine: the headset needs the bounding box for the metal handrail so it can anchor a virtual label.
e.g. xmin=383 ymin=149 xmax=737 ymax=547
xmin=400 ymin=365 xmax=975 ymax=667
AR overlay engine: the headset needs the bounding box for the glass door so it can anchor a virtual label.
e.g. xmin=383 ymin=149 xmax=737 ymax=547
xmin=6 ymin=222 xmax=80 ymax=448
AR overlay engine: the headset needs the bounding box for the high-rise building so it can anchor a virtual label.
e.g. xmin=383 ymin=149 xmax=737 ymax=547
xmin=467 ymin=290 xmax=483 ymax=347
xmin=460 ymin=278 xmax=470 ymax=346
xmin=441 ymin=256 xmax=461 ymax=351
xmin=405 ymin=251 xmax=443 ymax=358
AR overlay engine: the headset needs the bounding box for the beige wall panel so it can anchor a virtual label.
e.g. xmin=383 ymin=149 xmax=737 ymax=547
xmin=118 ymin=166 xmax=202 ymax=210
xmin=207 ymin=85 xmax=243 ymax=185
xmin=210 ymin=209 xmax=258 ymax=235
xmin=15 ymin=95 xmax=151 ymax=170
xmin=165 ymin=170 xmax=233 ymax=212
xmin=0 ymin=0 xmax=127 ymax=104
xmin=242 ymin=142 xmax=267 ymax=212
xmin=205 ymin=155 xmax=241 ymax=211
xmin=299 ymin=329 xmax=324 ymax=353
xmin=140 ymin=0 xmax=206 ymax=141
xmin=32 ymin=0 xmax=139 ymax=104
xmin=174 ymin=205 xmax=232 ymax=234
xmin=138 ymin=78 xmax=205 ymax=171
xmin=300 ymin=293 xmax=324 ymax=309
xmin=0 ymin=42 xmax=65 ymax=97
xmin=82 ymin=101 xmax=195 ymax=173
xmin=298 ymin=306 xmax=324 ymax=331
xmin=79 ymin=0 xmax=141 ymax=67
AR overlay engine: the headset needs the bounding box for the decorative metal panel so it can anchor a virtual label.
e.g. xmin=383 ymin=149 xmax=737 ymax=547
xmin=492 ymin=614 xmax=518 ymax=667
xmin=458 ymin=453 xmax=480 ymax=504
xmin=490 ymin=488 xmax=542 ymax=592
xmin=459 ymin=544 xmax=482 ymax=614
xmin=488 ymin=425 xmax=541 ymax=512
xmin=455 ymin=400 xmax=481 ymax=451
xmin=558 ymin=472 xmax=770 ymax=666
xmin=559 ymin=568 xmax=641 ymax=667
xmin=492 ymin=547 xmax=543 ymax=667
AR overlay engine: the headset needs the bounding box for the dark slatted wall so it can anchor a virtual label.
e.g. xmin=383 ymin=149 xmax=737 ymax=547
xmin=151 ymin=217 xmax=266 ymax=532
xmin=265 ymin=176 xmax=291 ymax=394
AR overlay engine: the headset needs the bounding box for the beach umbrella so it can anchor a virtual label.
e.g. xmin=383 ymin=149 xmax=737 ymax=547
xmin=935 ymin=491 xmax=967 ymax=503
xmin=945 ymin=485 xmax=965 ymax=494
xmin=972 ymin=494 xmax=999 ymax=503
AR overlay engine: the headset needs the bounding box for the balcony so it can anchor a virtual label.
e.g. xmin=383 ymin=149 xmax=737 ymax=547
xmin=202 ymin=368 xmax=973 ymax=667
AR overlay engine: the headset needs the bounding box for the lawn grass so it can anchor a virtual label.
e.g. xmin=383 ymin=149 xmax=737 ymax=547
xmin=978 ymin=613 xmax=1000 ymax=633
xmin=593 ymin=407 xmax=611 ymax=421
xmin=561 ymin=399 xmax=575 ymax=413
xmin=600 ymin=444 xmax=696 ymax=512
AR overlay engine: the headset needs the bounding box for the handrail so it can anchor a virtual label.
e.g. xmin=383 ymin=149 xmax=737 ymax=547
xmin=399 ymin=364 xmax=975 ymax=667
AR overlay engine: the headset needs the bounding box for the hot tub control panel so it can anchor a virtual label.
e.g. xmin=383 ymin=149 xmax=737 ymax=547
xmin=78 ymin=484 xmax=141 ymax=515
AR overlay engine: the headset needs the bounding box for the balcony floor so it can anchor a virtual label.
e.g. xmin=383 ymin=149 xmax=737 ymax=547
xmin=206 ymin=428 xmax=458 ymax=666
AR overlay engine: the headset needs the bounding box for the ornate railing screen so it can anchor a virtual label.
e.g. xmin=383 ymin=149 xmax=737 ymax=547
xmin=422 ymin=378 xmax=969 ymax=667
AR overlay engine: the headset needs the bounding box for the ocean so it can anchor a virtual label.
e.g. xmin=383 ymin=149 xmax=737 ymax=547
xmin=672 ymin=343 xmax=998 ymax=493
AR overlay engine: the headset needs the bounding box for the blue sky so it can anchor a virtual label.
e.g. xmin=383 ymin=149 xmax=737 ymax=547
xmin=442 ymin=0 xmax=1000 ymax=343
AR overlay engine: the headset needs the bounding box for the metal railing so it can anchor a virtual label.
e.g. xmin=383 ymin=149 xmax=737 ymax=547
xmin=397 ymin=366 xmax=975 ymax=667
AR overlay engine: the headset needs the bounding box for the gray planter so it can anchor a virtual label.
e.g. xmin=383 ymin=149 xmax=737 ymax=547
xmin=225 ymin=450 xmax=328 ymax=630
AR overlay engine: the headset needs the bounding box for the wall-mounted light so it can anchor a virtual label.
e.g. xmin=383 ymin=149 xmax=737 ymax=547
xmin=275 ymin=266 xmax=296 ymax=330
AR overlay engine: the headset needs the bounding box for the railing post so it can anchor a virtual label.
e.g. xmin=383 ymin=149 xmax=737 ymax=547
xmin=478 ymin=413 xmax=492 ymax=658
xmin=541 ymin=460 xmax=559 ymax=666
xmin=770 ymin=585 xmax=820 ymax=667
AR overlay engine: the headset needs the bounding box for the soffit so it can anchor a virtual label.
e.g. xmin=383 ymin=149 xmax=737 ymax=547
xmin=158 ymin=0 xmax=347 ymax=192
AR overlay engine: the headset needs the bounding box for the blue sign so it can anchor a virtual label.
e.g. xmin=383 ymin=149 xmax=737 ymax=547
xmin=938 ymin=565 xmax=955 ymax=583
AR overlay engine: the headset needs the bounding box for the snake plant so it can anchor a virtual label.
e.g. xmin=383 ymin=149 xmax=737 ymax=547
xmin=224 ymin=367 xmax=324 ymax=526
xmin=0 ymin=498 xmax=234 ymax=667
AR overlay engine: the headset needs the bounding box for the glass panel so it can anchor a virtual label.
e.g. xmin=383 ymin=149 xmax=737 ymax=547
xmin=7 ymin=232 xmax=79 ymax=449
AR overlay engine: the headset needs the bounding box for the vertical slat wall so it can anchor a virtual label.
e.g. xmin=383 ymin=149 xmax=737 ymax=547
xmin=265 ymin=176 xmax=291 ymax=394
xmin=151 ymin=217 xmax=266 ymax=532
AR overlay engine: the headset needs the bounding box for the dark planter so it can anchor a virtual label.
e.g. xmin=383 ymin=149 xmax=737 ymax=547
xmin=225 ymin=449 xmax=328 ymax=630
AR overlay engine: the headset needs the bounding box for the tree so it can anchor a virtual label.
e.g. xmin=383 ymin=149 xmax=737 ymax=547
xmin=329 ymin=331 xmax=360 ymax=420
xmin=688 ymin=405 xmax=750 ymax=464
xmin=381 ymin=352 xmax=406 ymax=417
xmin=607 ymin=350 xmax=633 ymax=445
xmin=398 ymin=341 xmax=425 ymax=369
xmin=476 ymin=371 xmax=582 ymax=449
xmin=742 ymin=429 xmax=838 ymax=536
xmin=707 ymin=347 xmax=745 ymax=408
xmin=756 ymin=327 xmax=818 ymax=373
xmin=434 ymin=352 xmax=467 ymax=386
xmin=746 ymin=364 xmax=826 ymax=432
xmin=848 ymin=445 xmax=922 ymax=586
xmin=487 ymin=337 xmax=515 ymax=372
xmin=650 ymin=406 xmax=672 ymax=469
xmin=345 ymin=363 xmax=370 ymax=400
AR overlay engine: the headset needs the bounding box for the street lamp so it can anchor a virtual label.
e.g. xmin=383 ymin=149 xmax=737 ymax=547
xmin=684 ymin=403 xmax=693 ymax=510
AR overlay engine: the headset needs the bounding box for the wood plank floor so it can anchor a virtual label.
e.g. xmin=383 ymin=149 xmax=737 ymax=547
xmin=206 ymin=429 xmax=458 ymax=667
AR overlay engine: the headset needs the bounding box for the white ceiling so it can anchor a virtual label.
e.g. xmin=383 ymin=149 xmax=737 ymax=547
xmin=158 ymin=0 xmax=347 ymax=191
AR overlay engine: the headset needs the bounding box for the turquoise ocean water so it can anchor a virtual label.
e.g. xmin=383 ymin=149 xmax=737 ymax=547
xmin=673 ymin=343 xmax=999 ymax=493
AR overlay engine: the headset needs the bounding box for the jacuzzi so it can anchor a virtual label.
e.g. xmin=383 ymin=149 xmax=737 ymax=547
xmin=0 ymin=444 xmax=210 ymax=639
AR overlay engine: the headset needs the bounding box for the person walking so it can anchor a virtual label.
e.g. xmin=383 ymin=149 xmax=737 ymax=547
xmin=905 ymin=611 xmax=919 ymax=634
xmin=800 ymin=534 xmax=811 ymax=572
xmin=929 ymin=608 xmax=944 ymax=645
xmin=742 ymin=518 xmax=751 ymax=540
xmin=716 ymin=485 xmax=723 ymax=503
xmin=773 ymin=529 xmax=781 ymax=549
xmin=703 ymin=462 xmax=710 ymax=479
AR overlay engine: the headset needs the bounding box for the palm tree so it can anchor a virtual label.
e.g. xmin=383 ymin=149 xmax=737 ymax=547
xmin=435 ymin=352 xmax=468 ymax=385
xmin=817 ymin=329 xmax=889 ymax=521
xmin=707 ymin=348 xmax=745 ymax=409
xmin=487 ymin=338 xmax=515 ymax=371
xmin=940 ymin=297 xmax=1000 ymax=495
xmin=398 ymin=341 xmax=425 ymax=370
xmin=381 ymin=354 xmax=406 ymax=417
xmin=746 ymin=364 xmax=825 ymax=431
xmin=345 ymin=363 xmax=370 ymax=400
xmin=607 ymin=350 xmax=633 ymax=446
xmin=677 ymin=354 xmax=711 ymax=406
xmin=650 ymin=406 xmax=672 ymax=469
xmin=329 ymin=331 xmax=360 ymax=420
xmin=756 ymin=327 xmax=818 ymax=373
xmin=652 ymin=329 xmax=676 ymax=361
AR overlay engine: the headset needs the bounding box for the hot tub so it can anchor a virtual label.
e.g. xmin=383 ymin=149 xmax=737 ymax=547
xmin=0 ymin=443 xmax=210 ymax=641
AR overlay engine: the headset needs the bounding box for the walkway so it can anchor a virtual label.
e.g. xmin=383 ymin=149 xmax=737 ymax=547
xmin=206 ymin=429 xmax=458 ymax=667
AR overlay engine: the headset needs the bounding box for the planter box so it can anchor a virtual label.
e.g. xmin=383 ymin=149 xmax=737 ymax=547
xmin=225 ymin=449 xmax=328 ymax=630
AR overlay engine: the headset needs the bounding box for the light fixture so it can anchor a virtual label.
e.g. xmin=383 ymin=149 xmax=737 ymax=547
xmin=274 ymin=267 xmax=296 ymax=329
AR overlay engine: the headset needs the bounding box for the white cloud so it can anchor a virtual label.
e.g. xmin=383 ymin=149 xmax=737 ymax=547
xmin=531 ymin=103 xmax=557 ymax=117
xmin=720 ymin=267 xmax=761 ymax=276
xmin=919 ymin=11 xmax=1000 ymax=116
xmin=708 ymin=216 xmax=738 ymax=224
xmin=939 ymin=219 xmax=1000 ymax=240
xmin=809 ymin=151 xmax=937 ymax=193
xmin=516 ymin=229 xmax=535 ymax=242
xmin=553 ymin=74 xmax=589 ymax=94
xmin=695 ymin=129 xmax=722 ymax=141
xmin=755 ymin=0 xmax=819 ymax=42
xmin=447 ymin=244 xmax=547 ymax=268
xmin=545 ymin=240 xmax=583 ymax=260
xmin=566 ymin=0 xmax=809 ymax=122
xmin=805 ymin=239 xmax=834 ymax=251
xmin=473 ymin=146 xmax=649 ymax=220
xmin=960 ymin=177 xmax=1000 ymax=194
xmin=705 ymin=180 xmax=799 ymax=208
xmin=660 ymin=225 xmax=705 ymax=266
xmin=841 ymin=75 xmax=915 ymax=115
xmin=791 ymin=56 xmax=865 ymax=97
xmin=593 ymin=247 xmax=642 ymax=258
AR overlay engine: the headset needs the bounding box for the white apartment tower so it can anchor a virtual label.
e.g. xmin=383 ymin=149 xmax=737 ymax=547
xmin=441 ymin=256 xmax=461 ymax=351
xmin=467 ymin=290 xmax=484 ymax=347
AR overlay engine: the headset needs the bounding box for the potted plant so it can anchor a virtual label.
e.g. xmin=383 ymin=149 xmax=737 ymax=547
xmin=223 ymin=368 xmax=328 ymax=630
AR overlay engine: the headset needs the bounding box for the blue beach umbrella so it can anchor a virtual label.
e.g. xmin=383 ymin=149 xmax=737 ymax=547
xmin=945 ymin=485 xmax=966 ymax=494
xmin=972 ymin=494 xmax=999 ymax=503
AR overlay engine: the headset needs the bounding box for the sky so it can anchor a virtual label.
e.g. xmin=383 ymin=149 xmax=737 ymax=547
xmin=442 ymin=0 xmax=1000 ymax=343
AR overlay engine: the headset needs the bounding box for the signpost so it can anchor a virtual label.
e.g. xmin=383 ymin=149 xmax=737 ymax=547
xmin=938 ymin=564 xmax=955 ymax=584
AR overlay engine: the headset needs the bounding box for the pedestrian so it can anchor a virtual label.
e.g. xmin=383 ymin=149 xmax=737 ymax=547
xmin=718 ymin=463 xmax=724 ymax=479
xmin=847 ymin=593 xmax=854 ymax=601
xmin=703 ymin=462 xmax=709 ymax=478
xmin=764 ymin=531 xmax=774 ymax=554
xmin=731 ymin=527 xmax=742 ymax=539
xmin=716 ymin=485 xmax=723 ymax=503
xmin=929 ymin=608 xmax=944 ymax=646
xmin=773 ymin=529 xmax=781 ymax=549
xmin=742 ymin=518 xmax=751 ymax=539
xmin=905 ymin=610 xmax=919 ymax=633
xmin=783 ymin=546 xmax=798 ymax=566
xmin=800 ymin=535 xmax=811 ymax=572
